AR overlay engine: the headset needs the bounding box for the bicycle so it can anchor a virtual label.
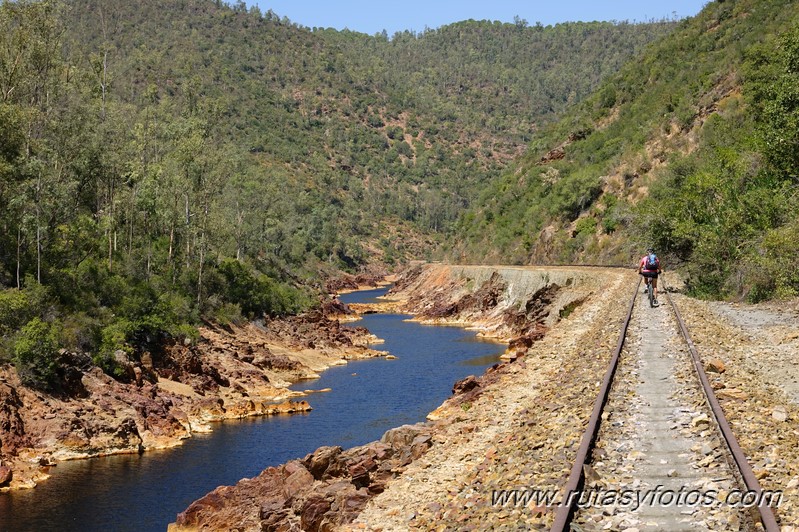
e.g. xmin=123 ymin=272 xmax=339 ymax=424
xmin=643 ymin=275 xmax=655 ymax=307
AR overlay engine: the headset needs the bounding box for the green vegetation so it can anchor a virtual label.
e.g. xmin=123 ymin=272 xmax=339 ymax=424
xmin=5 ymin=0 xmax=798 ymax=395
xmin=458 ymin=0 xmax=799 ymax=301
xmin=0 ymin=0 xmax=672 ymax=388
xmin=13 ymin=317 xmax=60 ymax=389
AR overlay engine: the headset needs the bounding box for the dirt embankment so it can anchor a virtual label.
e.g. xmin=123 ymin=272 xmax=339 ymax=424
xmin=0 ymin=305 xmax=385 ymax=491
xmin=170 ymin=264 xmax=630 ymax=531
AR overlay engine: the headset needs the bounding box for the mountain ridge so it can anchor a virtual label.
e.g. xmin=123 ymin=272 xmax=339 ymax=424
xmin=454 ymin=0 xmax=799 ymax=301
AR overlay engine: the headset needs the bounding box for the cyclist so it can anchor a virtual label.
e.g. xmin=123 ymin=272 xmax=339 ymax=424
xmin=638 ymin=248 xmax=661 ymax=305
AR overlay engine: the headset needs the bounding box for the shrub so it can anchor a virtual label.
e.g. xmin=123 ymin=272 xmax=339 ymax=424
xmin=574 ymin=217 xmax=597 ymax=237
xmin=214 ymin=259 xmax=310 ymax=318
xmin=386 ymin=125 xmax=404 ymax=139
xmin=602 ymin=213 xmax=620 ymax=234
xmin=743 ymin=219 xmax=799 ymax=301
xmin=0 ymin=289 xmax=30 ymax=337
xmin=367 ymin=114 xmax=384 ymax=128
xmin=93 ymin=318 xmax=135 ymax=378
xmin=395 ymin=140 xmax=413 ymax=157
xmin=206 ymin=297 xmax=245 ymax=327
xmin=13 ymin=318 xmax=60 ymax=390
xmin=0 ymin=279 xmax=56 ymax=358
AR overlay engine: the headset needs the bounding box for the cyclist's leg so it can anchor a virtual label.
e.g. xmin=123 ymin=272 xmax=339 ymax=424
xmin=652 ymin=276 xmax=658 ymax=300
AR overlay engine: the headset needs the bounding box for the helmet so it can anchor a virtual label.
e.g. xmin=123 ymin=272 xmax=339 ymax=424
xmin=646 ymin=247 xmax=654 ymax=254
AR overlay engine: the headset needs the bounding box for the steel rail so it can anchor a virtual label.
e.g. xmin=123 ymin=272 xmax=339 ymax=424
xmin=550 ymin=276 xmax=641 ymax=531
xmin=551 ymin=275 xmax=780 ymax=531
xmin=664 ymin=283 xmax=780 ymax=531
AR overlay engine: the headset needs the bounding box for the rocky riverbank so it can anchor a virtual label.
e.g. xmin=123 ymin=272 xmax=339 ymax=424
xmin=169 ymin=264 xmax=627 ymax=530
xmin=0 ymin=305 xmax=386 ymax=491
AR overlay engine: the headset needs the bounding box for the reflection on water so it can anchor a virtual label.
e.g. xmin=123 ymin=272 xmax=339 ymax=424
xmin=0 ymin=286 xmax=503 ymax=532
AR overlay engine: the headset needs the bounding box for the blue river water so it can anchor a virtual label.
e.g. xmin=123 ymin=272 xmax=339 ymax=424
xmin=0 ymin=286 xmax=504 ymax=531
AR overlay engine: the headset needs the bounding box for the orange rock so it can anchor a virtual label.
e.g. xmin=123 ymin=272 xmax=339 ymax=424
xmin=715 ymin=388 xmax=749 ymax=401
xmin=705 ymin=358 xmax=726 ymax=373
xmin=270 ymin=400 xmax=311 ymax=415
xmin=0 ymin=465 xmax=12 ymax=486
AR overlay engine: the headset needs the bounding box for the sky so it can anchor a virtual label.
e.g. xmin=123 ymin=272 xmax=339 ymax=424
xmin=248 ymin=1 xmax=711 ymax=36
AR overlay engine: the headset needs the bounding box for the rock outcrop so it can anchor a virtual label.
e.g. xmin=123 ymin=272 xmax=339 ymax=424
xmin=388 ymin=265 xmax=598 ymax=360
xmin=0 ymin=306 xmax=385 ymax=491
xmin=0 ymin=380 xmax=29 ymax=456
xmin=170 ymin=424 xmax=433 ymax=532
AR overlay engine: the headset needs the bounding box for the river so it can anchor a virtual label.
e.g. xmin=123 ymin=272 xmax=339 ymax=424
xmin=0 ymin=286 xmax=504 ymax=531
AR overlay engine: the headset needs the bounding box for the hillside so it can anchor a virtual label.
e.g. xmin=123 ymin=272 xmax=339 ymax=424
xmin=59 ymin=0 xmax=676 ymax=249
xmin=454 ymin=0 xmax=799 ymax=301
xmin=0 ymin=0 xmax=675 ymax=387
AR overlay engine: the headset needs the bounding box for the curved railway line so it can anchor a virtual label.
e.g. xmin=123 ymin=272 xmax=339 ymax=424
xmin=551 ymin=276 xmax=781 ymax=531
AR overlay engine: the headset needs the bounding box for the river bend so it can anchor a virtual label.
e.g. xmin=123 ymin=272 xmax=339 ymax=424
xmin=0 ymin=287 xmax=503 ymax=532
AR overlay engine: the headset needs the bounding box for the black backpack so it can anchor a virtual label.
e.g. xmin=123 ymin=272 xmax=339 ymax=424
xmin=645 ymin=253 xmax=659 ymax=270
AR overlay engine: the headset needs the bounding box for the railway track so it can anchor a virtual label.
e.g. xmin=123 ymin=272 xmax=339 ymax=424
xmin=551 ymin=277 xmax=781 ymax=531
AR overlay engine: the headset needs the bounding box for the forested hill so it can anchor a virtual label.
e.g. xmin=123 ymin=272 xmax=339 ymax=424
xmin=60 ymin=0 xmax=676 ymax=245
xmin=455 ymin=0 xmax=799 ymax=301
xmin=0 ymin=0 xmax=673 ymax=388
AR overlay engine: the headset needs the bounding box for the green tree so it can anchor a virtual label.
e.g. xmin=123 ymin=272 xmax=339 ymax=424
xmin=14 ymin=317 xmax=60 ymax=389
